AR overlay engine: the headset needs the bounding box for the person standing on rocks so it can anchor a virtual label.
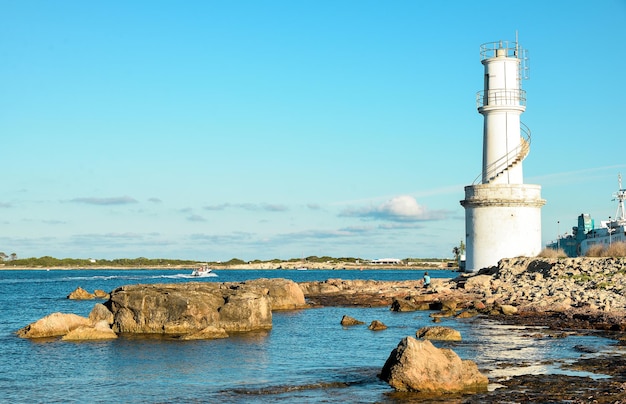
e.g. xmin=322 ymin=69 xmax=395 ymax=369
xmin=422 ymin=272 xmax=431 ymax=289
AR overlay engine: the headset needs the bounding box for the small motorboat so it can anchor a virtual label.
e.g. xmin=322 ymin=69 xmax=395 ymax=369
xmin=191 ymin=265 xmax=216 ymax=277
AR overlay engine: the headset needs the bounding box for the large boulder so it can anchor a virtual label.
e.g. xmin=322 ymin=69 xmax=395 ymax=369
xmin=105 ymin=279 xmax=303 ymax=335
xmin=17 ymin=312 xmax=91 ymax=338
xmin=380 ymin=337 xmax=488 ymax=393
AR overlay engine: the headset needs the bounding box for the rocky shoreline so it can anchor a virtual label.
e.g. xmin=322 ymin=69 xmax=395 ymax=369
xmin=300 ymin=257 xmax=626 ymax=402
xmin=17 ymin=257 xmax=626 ymax=402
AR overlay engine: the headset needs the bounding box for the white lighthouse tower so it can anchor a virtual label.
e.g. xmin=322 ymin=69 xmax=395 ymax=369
xmin=460 ymin=37 xmax=545 ymax=272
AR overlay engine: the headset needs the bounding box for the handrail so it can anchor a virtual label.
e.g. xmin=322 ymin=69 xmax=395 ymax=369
xmin=479 ymin=40 xmax=529 ymax=80
xmin=472 ymin=122 xmax=531 ymax=185
xmin=476 ymin=89 xmax=526 ymax=109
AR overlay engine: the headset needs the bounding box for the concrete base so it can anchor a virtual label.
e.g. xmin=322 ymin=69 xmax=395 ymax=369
xmin=461 ymin=184 xmax=545 ymax=272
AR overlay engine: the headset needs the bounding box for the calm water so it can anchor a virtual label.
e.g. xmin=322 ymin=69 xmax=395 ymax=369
xmin=0 ymin=269 xmax=619 ymax=403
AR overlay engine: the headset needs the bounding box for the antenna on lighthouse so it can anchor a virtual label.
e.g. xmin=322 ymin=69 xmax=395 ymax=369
xmin=614 ymin=173 xmax=626 ymax=221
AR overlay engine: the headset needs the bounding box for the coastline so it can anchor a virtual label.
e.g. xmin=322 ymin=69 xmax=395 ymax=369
xmin=10 ymin=257 xmax=626 ymax=401
xmin=0 ymin=263 xmax=451 ymax=271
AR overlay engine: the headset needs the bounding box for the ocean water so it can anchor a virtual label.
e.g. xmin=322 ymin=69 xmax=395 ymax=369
xmin=0 ymin=268 xmax=619 ymax=403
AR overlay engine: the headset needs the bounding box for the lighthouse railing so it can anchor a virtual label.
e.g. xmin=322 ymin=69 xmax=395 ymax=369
xmin=472 ymin=122 xmax=531 ymax=185
xmin=476 ymin=89 xmax=526 ymax=108
xmin=480 ymin=40 xmax=529 ymax=80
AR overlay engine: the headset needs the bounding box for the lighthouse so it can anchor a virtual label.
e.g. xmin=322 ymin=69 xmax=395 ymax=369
xmin=460 ymin=38 xmax=545 ymax=272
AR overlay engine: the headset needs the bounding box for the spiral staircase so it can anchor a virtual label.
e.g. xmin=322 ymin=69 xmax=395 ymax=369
xmin=473 ymin=122 xmax=531 ymax=185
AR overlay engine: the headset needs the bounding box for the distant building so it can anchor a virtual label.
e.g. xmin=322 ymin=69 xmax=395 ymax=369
xmin=370 ymin=258 xmax=402 ymax=265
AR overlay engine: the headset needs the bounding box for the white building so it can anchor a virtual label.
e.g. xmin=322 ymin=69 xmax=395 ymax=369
xmin=460 ymin=38 xmax=545 ymax=272
xmin=370 ymin=258 xmax=402 ymax=265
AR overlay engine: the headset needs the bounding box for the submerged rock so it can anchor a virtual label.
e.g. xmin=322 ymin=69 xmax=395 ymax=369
xmin=368 ymin=320 xmax=387 ymax=331
xmin=416 ymin=326 xmax=462 ymax=341
xmin=380 ymin=337 xmax=488 ymax=393
xmin=340 ymin=315 xmax=364 ymax=326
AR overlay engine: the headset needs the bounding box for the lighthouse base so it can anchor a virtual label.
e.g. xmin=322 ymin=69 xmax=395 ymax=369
xmin=460 ymin=184 xmax=545 ymax=272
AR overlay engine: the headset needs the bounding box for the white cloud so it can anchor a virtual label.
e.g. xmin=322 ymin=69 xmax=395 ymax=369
xmin=341 ymin=195 xmax=450 ymax=222
xmin=69 ymin=196 xmax=138 ymax=205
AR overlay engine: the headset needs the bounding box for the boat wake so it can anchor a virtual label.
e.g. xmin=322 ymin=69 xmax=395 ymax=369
xmin=0 ymin=272 xmax=218 ymax=284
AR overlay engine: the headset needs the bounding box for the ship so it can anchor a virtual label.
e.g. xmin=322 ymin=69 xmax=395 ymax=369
xmin=548 ymin=174 xmax=626 ymax=257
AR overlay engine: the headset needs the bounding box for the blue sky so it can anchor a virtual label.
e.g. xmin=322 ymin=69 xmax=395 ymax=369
xmin=1 ymin=1 xmax=625 ymax=261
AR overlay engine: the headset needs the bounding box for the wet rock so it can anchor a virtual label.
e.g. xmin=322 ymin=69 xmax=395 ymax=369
xmin=440 ymin=299 xmax=459 ymax=312
xmin=341 ymin=315 xmax=364 ymax=326
xmin=368 ymin=320 xmax=387 ymax=331
xmin=416 ymin=326 xmax=462 ymax=341
xmin=390 ymin=298 xmax=421 ymax=312
xmin=499 ymin=304 xmax=518 ymax=315
xmin=180 ymin=325 xmax=229 ymax=340
xmin=455 ymin=310 xmax=479 ymax=319
xmin=379 ymin=337 xmax=488 ymax=393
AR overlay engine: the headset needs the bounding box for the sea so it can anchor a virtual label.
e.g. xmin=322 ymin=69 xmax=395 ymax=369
xmin=0 ymin=268 xmax=621 ymax=403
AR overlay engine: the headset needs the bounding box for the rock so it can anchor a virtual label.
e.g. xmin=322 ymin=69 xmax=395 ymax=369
xmin=94 ymin=289 xmax=110 ymax=299
xmin=472 ymin=300 xmax=486 ymax=310
xmin=379 ymin=337 xmax=488 ymax=393
xmin=416 ymin=326 xmax=462 ymax=341
xmin=17 ymin=312 xmax=91 ymax=338
xmin=180 ymin=325 xmax=229 ymax=340
xmin=499 ymin=304 xmax=518 ymax=315
xmin=390 ymin=298 xmax=432 ymax=312
xmin=368 ymin=320 xmax=387 ymax=330
xmin=105 ymin=280 xmax=300 ymax=335
xmin=455 ymin=310 xmax=478 ymax=319
xmin=216 ymin=289 xmax=272 ymax=333
xmin=341 ymin=315 xmax=364 ymax=326
xmin=440 ymin=299 xmax=459 ymax=312
xmin=242 ymin=278 xmax=306 ymax=310
xmin=89 ymin=303 xmax=114 ymax=324
xmin=61 ymin=320 xmax=118 ymax=341
xmin=67 ymin=286 xmax=95 ymax=300
xmin=463 ymin=275 xmax=492 ymax=291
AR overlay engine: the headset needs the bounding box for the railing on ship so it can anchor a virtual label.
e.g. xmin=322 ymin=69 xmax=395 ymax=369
xmin=472 ymin=122 xmax=531 ymax=185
